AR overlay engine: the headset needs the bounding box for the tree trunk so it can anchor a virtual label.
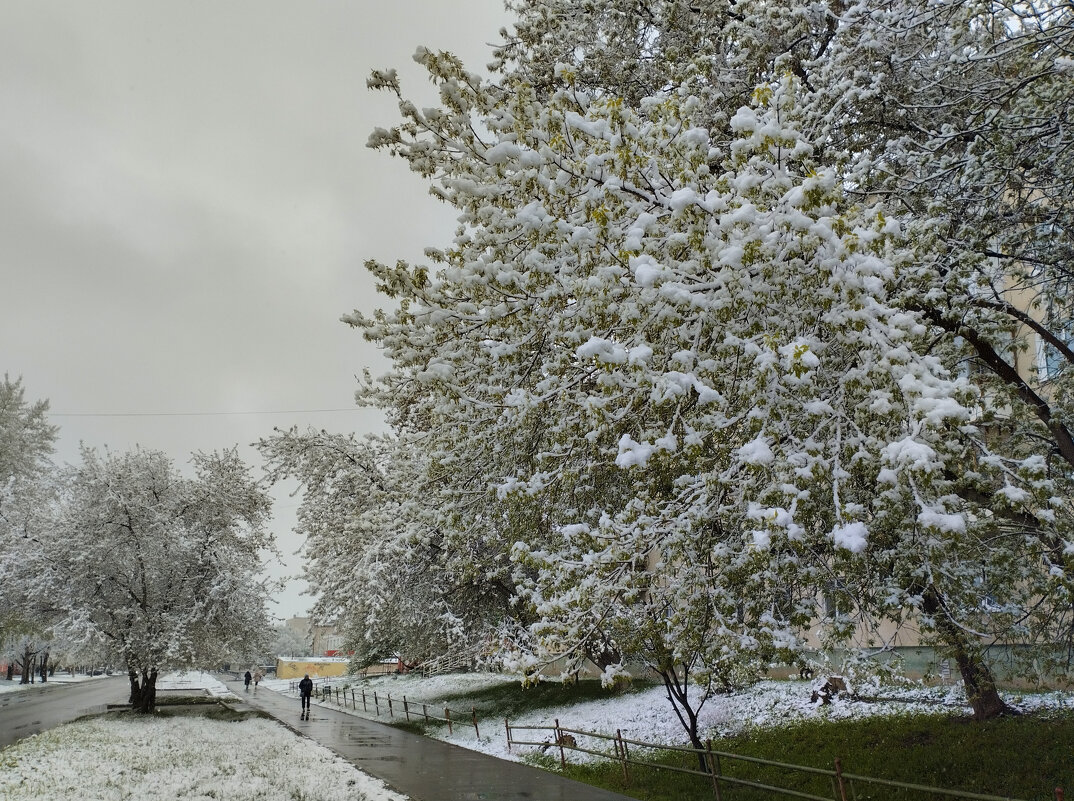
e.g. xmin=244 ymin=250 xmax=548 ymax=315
xmin=19 ymin=646 xmax=33 ymax=684
xmin=923 ymin=586 xmax=1011 ymax=720
xmin=130 ymin=668 xmax=158 ymax=713
xmin=39 ymin=652 xmax=49 ymax=683
xmin=657 ymin=665 xmax=709 ymax=772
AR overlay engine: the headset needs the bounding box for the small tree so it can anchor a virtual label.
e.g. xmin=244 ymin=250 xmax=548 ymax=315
xmin=266 ymin=622 xmax=312 ymax=661
xmin=39 ymin=447 xmax=275 ymax=712
xmin=259 ymin=427 xmax=517 ymax=668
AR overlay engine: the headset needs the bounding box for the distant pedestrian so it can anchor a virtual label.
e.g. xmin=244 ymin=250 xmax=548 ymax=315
xmin=253 ymin=669 xmax=263 ymax=690
xmin=298 ymin=673 xmax=313 ymax=719
xmin=244 ymin=670 xmax=252 ymax=691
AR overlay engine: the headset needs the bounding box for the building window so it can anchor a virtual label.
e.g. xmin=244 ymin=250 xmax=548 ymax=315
xmin=1036 ymin=305 xmax=1072 ymax=382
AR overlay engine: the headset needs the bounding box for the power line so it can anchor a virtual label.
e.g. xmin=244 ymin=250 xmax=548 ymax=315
xmin=51 ymin=408 xmax=359 ymax=418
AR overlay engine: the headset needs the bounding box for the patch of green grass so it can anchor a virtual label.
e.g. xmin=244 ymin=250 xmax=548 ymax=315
xmin=154 ymin=695 xmax=218 ymax=706
xmin=386 ymin=720 xmax=428 ymax=736
xmin=437 ymin=677 xmax=658 ymax=720
xmin=548 ymin=711 xmax=1074 ymax=801
xmin=113 ymin=702 xmax=268 ymax=724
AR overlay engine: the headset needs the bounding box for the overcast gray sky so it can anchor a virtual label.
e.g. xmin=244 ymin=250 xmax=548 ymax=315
xmin=0 ymin=1 xmax=512 ymax=620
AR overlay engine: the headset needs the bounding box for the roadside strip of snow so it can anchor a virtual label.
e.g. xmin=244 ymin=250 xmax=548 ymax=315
xmin=0 ymin=673 xmax=106 ymax=695
xmin=0 ymin=716 xmax=409 ymax=801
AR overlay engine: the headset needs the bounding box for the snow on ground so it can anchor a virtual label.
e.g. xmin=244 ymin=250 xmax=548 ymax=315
xmin=0 ymin=672 xmax=107 ymax=695
xmin=0 ymin=669 xmax=235 ymax=697
xmin=0 ymin=671 xmax=409 ymax=801
xmin=274 ymin=671 xmax=1074 ymax=765
xmin=156 ymin=669 xmax=235 ymax=697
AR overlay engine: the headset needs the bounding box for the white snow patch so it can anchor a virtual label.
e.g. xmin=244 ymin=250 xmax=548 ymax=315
xmin=484 ymin=141 xmax=522 ymax=164
xmin=832 ymin=521 xmax=869 ymax=553
xmin=737 ymin=437 xmax=774 ymax=466
xmin=616 ymin=434 xmax=655 ymax=468
xmin=917 ymin=509 xmax=966 ymax=534
xmin=882 ymin=437 xmax=939 ymax=471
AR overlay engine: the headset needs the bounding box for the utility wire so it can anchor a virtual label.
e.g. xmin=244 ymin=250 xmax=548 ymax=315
xmin=51 ymin=408 xmax=358 ymax=418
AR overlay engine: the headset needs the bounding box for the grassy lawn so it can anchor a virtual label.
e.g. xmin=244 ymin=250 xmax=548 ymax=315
xmin=436 ymin=677 xmax=659 ymax=719
xmin=543 ymin=711 xmax=1074 ymax=801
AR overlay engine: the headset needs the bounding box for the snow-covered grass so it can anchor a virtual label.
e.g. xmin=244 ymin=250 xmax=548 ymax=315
xmin=0 ymin=671 xmax=408 ymax=801
xmin=0 ymin=672 xmax=107 ymax=695
xmin=156 ymin=669 xmax=236 ymax=698
xmin=278 ymin=671 xmax=1074 ymax=765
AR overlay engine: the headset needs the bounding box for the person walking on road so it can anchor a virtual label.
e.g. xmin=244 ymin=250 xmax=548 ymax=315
xmin=244 ymin=670 xmax=252 ymax=691
xmin=298 ymin=673 xmax=313 ymax=720
xmin=253 ymin=669 xmax=263 ymax=690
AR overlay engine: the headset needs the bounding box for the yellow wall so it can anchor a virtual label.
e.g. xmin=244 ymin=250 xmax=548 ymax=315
xmin=276 ymin=658 xmax=349 ymax=679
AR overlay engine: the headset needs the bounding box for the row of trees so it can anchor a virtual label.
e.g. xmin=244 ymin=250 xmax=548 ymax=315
xmin=0 ymin=375 xmax=277 ymax=712
xmin=265 ymin=0 xmax=1074 ymax=751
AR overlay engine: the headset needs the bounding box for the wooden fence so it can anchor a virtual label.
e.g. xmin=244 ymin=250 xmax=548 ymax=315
xmin=505 ymin=719 xmax=1061 ymax=801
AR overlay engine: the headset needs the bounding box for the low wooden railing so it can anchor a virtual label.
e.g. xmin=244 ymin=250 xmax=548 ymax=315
xmin=505 ymin=719 xmax=1056 ymax=801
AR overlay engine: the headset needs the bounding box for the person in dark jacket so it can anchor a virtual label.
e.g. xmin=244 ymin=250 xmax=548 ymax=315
xmin=298 ymin=673 xmax=313 ymax=719
xmin=244 ymin=670 xmax=252 ymax=691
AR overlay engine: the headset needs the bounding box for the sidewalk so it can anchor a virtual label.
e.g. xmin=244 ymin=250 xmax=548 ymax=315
xmin=225 ymin=680 xmax=637 ymax=801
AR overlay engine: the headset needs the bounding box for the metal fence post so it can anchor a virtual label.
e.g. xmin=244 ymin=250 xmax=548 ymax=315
xmin=374 ymin=691 xmax=380 ymax=716
xmin=362 ymin=689 xmax=367 ymax=712
xmin=388 ymin=693 xmax=394 ymax=717
xmin=423 ymin=703 xmax=429 ymax=724
xmin=618 ymin=729 xmax=629 ymax=783
xmin=505 ymin=718 xmax=511 ymax=752
xmin=445 ymin=707 xmax=453 ymax=734
xmin=472 ymin=705 xmax=480 ymax=739
xmin=404 ymin=696 xmax=411 ymax=722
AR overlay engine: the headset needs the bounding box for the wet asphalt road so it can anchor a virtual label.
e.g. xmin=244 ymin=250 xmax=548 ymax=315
xmin=0 ymin=675 xmax=128 ymax=749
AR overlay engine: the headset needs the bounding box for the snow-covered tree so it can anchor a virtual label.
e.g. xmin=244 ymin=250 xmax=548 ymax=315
xmin=36 ymin=447 xmax=275 ymax=712
xmin=265 ymin=621 xmax=312 ymax=661
xmin=258 ymin=427 xmax=516 ymax=667
xmin=0 ymin=375 xmax=59 ymax=669
xmin=353 ymin=5 xmax=1074 ymax=729
xmin=495 ymin=0 xmax=1074 ymax=461
xmin=0 ymin=374 xmax=57 ymax=491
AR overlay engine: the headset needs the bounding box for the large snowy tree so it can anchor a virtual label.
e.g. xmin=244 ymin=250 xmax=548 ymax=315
xmin=344 ymin=0 xmax=1072 ymax=736
xmin=0 ymin=375 xmax=59 ymax=674
xmin=486 ymin=0 xmax=1074 ymax=718
xmin=36 ymin=447 xmax=275 ymax=712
